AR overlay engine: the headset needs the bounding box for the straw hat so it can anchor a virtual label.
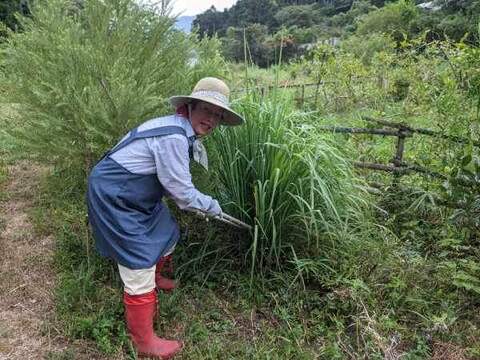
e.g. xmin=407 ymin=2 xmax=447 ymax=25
xmin=169 ymin=77 xmax=244 ymax=126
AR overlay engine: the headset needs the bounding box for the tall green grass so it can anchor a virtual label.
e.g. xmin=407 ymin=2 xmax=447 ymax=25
xmin=209 ymin=90 xmax=372 ymax=278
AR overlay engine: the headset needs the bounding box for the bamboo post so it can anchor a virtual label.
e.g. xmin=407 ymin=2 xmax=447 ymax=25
xmin=314 ymin=80 xmax=321 ymax=108
xmin=391 ymin=129 xmax=406 ymax=187
xmin=393 ymin=130 xmax=406 ymax=167
xmin=301 ymin=84 xmax=305 ymax=107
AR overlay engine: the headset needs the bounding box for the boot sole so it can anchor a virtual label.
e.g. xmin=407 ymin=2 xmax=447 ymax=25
xmin=138 ymin=348 xmax=182 ymax=359
xmin=137 ymin=342 xmax=183 ymax=359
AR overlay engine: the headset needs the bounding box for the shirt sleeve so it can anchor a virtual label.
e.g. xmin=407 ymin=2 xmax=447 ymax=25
xmin=146 ymin=135 xmax=222 ymax=216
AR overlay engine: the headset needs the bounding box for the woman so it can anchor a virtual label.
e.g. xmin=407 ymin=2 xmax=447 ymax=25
xmin=87 ymin=77 xmax=244 ymax=359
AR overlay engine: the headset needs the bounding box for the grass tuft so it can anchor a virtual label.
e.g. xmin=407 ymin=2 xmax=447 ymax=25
xmin=209 ymin=90 xmax=373 ymax=280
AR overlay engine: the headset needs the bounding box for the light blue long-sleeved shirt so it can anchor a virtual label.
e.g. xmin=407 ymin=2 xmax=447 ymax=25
xmin=110 ymin=114 xmax=221 ymax=215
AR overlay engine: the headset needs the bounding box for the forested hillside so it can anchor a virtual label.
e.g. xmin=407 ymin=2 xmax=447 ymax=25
xmin=194 ymin=0 xmax=480 ymax=66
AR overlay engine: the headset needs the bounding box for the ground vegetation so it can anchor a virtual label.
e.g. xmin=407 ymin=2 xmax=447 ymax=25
xmin=0 ymin=0 xmax=479 ymax=358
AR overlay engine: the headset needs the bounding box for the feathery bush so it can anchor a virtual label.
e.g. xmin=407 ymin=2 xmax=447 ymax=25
xmin=1 ymin=0 xmax=226 ymax=178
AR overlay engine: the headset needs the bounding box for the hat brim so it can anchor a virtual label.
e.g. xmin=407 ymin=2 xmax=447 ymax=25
xmin=169 ymin=95 xmax=244 ymax=126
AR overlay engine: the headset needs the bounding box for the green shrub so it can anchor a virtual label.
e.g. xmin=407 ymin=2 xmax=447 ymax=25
xmin=1 ymin=0 xmax=226 ymax=180
xmin=341 ymin=33 xmax=396 ymax=65
xmin=356 ymin=0 xmax=418 ymax=40
xmin=390 ymin=77 xmax=410 ymax=101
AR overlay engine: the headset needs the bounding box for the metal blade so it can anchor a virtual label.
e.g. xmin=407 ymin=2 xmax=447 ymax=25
xmin=187 ymin=209 xmax=252 ymax=231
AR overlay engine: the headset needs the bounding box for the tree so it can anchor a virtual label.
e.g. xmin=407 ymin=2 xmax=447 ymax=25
xmin=328 ymin=0 xmax=376 ymax=29
xmin=356 ymin=0 xmax=419 ymax=40
xmin=192 ymin=6 xmax=229 ymax=38
xmin=439 ymin=0 xmax=480 ymax=43
xmin=0 ymin=0 xmax=30 ymax=35
xmin=228 ymin=0 xmax=279 ymax=30
xmin=222 ymin=24 xmax=273 ymax=67
xmin=274 ymin=5 xmax=317 ymax=28
xmin=410 ymin=0 xmax=480 ymax=43
xmin=1 ymin=0 xmax=227 ymax=179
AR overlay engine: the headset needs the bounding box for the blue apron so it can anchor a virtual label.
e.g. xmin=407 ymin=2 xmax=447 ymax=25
xmin=87 ymin=125 xmax=195 ymax=269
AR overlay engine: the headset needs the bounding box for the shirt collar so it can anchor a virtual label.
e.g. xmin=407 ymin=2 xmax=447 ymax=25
xmin=174 ymin=114 xmax=196 ymax=139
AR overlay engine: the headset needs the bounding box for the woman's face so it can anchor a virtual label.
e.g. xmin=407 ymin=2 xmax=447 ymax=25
xmin=190 ymin=101 xmax=223 ymax=136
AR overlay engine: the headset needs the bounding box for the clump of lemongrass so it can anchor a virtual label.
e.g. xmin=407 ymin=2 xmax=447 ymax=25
xmin=209 ymin=89 xmax=372 ymax=277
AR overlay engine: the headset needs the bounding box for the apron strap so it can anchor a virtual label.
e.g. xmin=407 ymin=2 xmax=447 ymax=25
xmin=107 ymin=126 xmax=189 ymax=157
xmin=187 ymin=135 xmax=196 ymax=160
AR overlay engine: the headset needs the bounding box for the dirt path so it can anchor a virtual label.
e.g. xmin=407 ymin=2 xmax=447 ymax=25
xmin=0 ymin=161 xmax=65 ymax=359
xmin=0 ymin=161 xmax=111 ymax=360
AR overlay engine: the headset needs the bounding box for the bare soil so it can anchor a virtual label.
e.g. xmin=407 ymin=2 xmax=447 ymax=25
xmin=0 ymin=161 xmax=113 ymax=360
xmin=431 ymin=341 xmax=470 ymax=360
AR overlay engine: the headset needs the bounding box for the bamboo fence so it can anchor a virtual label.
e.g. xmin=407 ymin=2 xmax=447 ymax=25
xmin=319 ymin=116 xmax=479 ymax=182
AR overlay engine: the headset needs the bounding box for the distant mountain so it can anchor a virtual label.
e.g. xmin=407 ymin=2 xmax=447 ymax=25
xmin=175 ymin=16 xmax=195 ymax=33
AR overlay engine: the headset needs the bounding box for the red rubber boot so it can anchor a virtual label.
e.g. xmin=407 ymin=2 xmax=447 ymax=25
xmin=155 ymin=255 xmax=176 ymax=292
xmin=124 ymin=291 xmax=182 ymax=359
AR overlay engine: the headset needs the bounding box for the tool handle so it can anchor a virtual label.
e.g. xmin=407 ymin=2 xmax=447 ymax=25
xmin=187 ymin=209 xmax=251 ymax=231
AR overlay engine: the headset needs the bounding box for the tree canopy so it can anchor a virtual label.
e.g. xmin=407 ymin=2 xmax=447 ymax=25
xmin=1 ymin=0 xmax=31 ymax=37
xmin=192 ymin=0 xmax=480 ymax=67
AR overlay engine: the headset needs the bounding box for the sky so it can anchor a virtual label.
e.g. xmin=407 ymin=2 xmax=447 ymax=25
xmin=170 ymin=0 xmax=238 ymax=16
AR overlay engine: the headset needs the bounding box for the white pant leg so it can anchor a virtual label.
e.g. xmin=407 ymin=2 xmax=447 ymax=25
xmin=118 ymin=264 xmax=156 ymax=295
